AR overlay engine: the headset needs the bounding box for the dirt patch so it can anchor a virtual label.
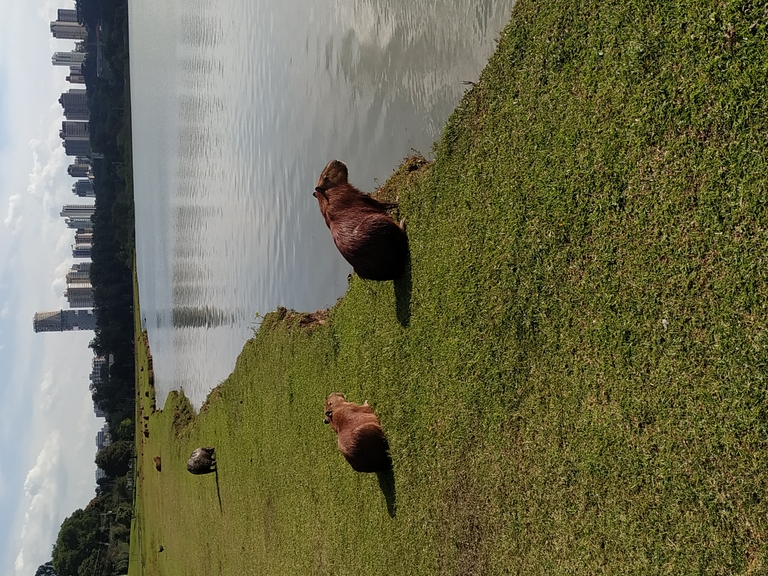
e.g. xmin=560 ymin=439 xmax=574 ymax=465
xmin=438 ymin=465 xmax=489 ymax=576
xmin=373 ymin=152 xmax=432 ymax=205
xmin=269 ymin=306 xmax=330 ymax=331
xmin=170 ymin=391 xmax=196 ymax=437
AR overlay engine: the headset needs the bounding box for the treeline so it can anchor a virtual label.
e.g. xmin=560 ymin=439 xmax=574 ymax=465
xmin=81 ymin=0 xmax=135 ymax=434
xmin=42 ymin=0 xmax=137 ymax=575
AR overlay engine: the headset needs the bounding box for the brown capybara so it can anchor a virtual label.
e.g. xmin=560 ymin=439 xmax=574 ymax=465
xmin=187 ymin=447 xmax=216 ymax=475
xmin=313 ymin=160 xmax=408 ymax=281
xmin=323 ymin=393 xmax=391 ymax=473
xmin=153 ymin=456 xmax=162 ymax=472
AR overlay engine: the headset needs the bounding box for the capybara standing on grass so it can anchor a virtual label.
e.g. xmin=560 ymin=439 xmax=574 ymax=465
xmin=323 ymin=393 xmax=391 ymax=473
xmin=153 ymin=456 xmax=162 ymax=472
xmin=186 ymin=447 xmax=216 ymax=475
xmin=314 ymin=160 xmax=408 ymax=281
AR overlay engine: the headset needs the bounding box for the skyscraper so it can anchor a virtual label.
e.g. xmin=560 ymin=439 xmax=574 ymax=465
xmin=61 ymin=204 xmax=96 ymax=219
xmin=59 ymin=89 xmax=89 ymax=120
xmin=60 ymin=121 xmax=89 ymax=138
xmin=64 ymin=262 xmax=94 ymax=308
xmin=58 ymin=8 xmax=79 ymax=22
xmin=67 ymin=162 xmax=91 ymax=178
xmin=72 ymin=179 xmax=95 ymax=197
xmin=75 ymin=231 xmax=93 ymax=243
xmin=50 ymin=20 xmax=87 ymax=40
xmin=63 ymin=139 xmax=89 ymax=156
xmin=52 ymin=51 xmax=87 ymax=66
xmin=33 ymin=309 xmax=96 ymax=332
xmin=64 ymin=217 xmax=93 ymax=229
xmin=64 ymin=283 xmax=93 ymax=308
xmin=72 ymin=243 xmax=92 ymax=258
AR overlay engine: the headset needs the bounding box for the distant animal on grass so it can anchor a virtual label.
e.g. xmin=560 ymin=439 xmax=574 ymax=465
xmin=187 ymin=447 xmax=216 ymax=475
xmin=314 ymin=160 xmax=408 ymax=281
xmin=153 ymin=456 xmax=162 ymax=472
xmin=323 ymin=393 xmax=391 ymax=473
xmin=143 ymin=429 xmax=149 ymax=438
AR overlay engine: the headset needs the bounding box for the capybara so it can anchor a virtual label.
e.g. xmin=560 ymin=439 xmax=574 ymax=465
xmin=323 ymin=393 xmax=391 ymax=473
xmin=186 ymin=447 xmax=216 ymax=475
xmin=153 ymin=456 xmax=162 ymax=472
xmin=314 ymin=160 xmax=408 ymax=281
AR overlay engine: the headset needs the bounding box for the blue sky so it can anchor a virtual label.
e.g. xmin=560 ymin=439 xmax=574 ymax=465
xmin=0 ymin=2 xmax=103 ymax=575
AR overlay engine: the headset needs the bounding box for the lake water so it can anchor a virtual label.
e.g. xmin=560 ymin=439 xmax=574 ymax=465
xmin=128 ymin=0 xmax=516 ymax=408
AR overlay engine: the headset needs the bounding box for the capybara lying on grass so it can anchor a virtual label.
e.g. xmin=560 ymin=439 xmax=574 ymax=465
xmin=314 ymin=160 xmax=408 ymax=281
xmin=323 ymin=393 xmax=391 ymax=473
xmin=186 ymin=447 xmax=216 ymax=475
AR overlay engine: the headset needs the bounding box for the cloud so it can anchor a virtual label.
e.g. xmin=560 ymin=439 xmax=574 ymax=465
xmin=14 ymin=431 xmax=64 ymax=574
xmin=4 ymin=194 xmax=22 ymax=232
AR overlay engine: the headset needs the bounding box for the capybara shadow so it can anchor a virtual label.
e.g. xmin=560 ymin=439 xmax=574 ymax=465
xmin=394 ymin=254 xmax=412 ymax=327
xmin=376 ymin=468 xmax=397 ymax=518
xmin=314 ymin=160 xmax=409 ymax=281
xmin=323 ymin=393 xmax=391 ymax=473
xmin=187 ymin=447 xmax=216 ymax=475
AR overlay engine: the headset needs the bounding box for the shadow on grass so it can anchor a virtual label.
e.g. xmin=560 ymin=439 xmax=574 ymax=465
xmin=394 ymin=255 xmax=412 ymax=327
xmin=376 ymin=466 xmax=397 ymax=518
xmin=214 ymin=467 xmax=222 ymax=513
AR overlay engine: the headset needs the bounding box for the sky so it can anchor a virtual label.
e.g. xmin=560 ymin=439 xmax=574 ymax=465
xmin=0 ymin=1 xmax=104 ymax=575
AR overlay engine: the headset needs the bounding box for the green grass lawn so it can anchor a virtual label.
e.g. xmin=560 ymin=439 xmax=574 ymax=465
xmin=130 ymin=0 xmax=768 ymax=574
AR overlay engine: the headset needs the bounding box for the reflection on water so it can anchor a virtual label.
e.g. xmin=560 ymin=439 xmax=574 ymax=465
xmin=129 ymin=0 xmax=516 ymax=407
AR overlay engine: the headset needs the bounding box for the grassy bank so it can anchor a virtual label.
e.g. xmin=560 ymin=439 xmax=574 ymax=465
xmin=131 ymin=0 xmax=768 ymax=574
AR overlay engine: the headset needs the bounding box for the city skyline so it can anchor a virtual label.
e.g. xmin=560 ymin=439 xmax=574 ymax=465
xmin=0 ymin=3 xmax=105 ymax=574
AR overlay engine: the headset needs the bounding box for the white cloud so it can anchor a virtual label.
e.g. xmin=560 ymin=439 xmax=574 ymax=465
xmin=14 ymin=431 xmax=64 ymax=574
xmin=4 ymin=194 xmax=22 ymax=232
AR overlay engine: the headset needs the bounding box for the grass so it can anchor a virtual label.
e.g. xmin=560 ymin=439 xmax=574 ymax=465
xmin=130 ymin=1 xmax=768 ymax=574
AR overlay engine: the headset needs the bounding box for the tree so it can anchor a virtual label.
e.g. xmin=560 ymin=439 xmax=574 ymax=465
xmin=94 ymin=441 xmax=133 ymax=478
xmin=52 ymin=509 xmax=99 ymax=576
xmin=35 ymin=561 xmax=57 ymax=576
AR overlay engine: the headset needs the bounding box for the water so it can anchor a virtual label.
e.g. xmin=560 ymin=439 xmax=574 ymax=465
xmin=128 ymin=0 xmax=516 ymax=408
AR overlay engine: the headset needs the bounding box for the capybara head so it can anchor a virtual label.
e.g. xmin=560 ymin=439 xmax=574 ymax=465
xmin=323 ymin=392 xmax=347 ymax=424
xmin=314 ymin=160 xmax=348 ymax=197
xmin=153 ymin=456 xmax=162 ymax=472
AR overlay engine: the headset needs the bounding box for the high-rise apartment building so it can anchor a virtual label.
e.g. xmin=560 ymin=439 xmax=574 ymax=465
xmin=75 ymin=231 xmax=93 ymax=243
xmin=59 ymin=89 xmax=89 ymax=120
xmin=33 ymin=309 xmax=96 ymax=332
xmin=60 ymin=121 xmax=89 ymax=138
xmin=63 ymin=139 xmax=89 ymax=156
xmin=66 ymin=262 xmax=91 ymax=280
xmin=64 ymin=263 xmax=93 ymax=308
xmin=50 ymin=20 xmax=87 ymax=40
xmin=64 ymin=283 xmax=93 ymax=308
xmin=72 ymin=243 xmax=92 ymax=258
xmin=90 ymin=355 xmax=113 ymax=387
xmin=58 ymin=8 xmax=79 ymax=22
xmin=67 ymin=163 xmax=91 ymax=178
xmin=64 ymin=217 xmax=93 ymax=229
xmin=52 ymin=51 xmax=87 ymax=66
xmin=61 ymin=204 xmax=96 ymax=219
xmin=72 ymin=179 xmax=95 ymax=197
xmin=60 ymin=121 xmax=90 ymax=156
